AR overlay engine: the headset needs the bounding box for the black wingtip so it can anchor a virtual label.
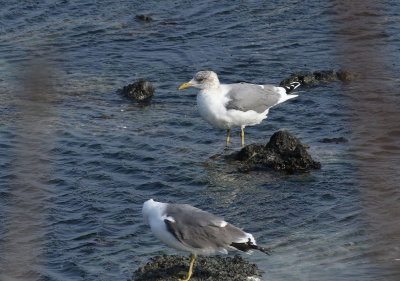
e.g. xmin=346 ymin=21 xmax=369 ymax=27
xmin=257 ymin=245 xmax=272 ymax=255
xmin=231 ymin=239 xmax=272 ymax=255
xmin=284 ymin=81 xmax=301 ymax=93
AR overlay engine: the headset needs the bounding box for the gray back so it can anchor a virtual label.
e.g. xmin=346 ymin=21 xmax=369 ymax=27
xmin=225 ymin=83 xmax=281 ymax=113
xmin=165 ymin=204 xmax=247 ymax=250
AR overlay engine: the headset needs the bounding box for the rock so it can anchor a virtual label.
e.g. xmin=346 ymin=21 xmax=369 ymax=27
xmin=279 ymin=69 xmax=358 ymax=88
xmin=118 ymin=79 xmax=154 ymax=103
xmin=336 ymin=69 xmax=359 ymax=82
xmin=136 ymin=14 xmax=153 ymax=21
xmin=133 ymin=254 xmax=262 ymax=281
xmin=135 ymin=14 xmax=178 ymax=25
xmin=228 ymin=131 xmax=321 ymax=173
xmin=279 ymin=71 xmax=316 ymax=87
xmin=313 ymin=70 xmax=338 ymax=82
xmin=320 ymin=137 xmax=348 ymax=144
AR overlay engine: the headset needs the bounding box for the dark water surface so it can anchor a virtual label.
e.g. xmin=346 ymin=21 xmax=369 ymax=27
xmin=1 ymin=1 xmax=399 ymax=280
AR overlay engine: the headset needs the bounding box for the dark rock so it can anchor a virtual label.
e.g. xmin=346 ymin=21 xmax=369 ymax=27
xmin=313 ymin=70 xmax=338 ymax=82
xmin=279 ymin=69 xmax=358 ymax=88
xmin=136 ymin=14 xmax=153 ymax=21
xmin=336 ymin=69 xmax=359 ymax=82
xmin=135 ymin=14 xmax=178 ymax=25
xmin=320 ymin=137 xmax=348 ymax=144
xmin=133 ymin=254 xmax=262 ymax=281
xmin=279 ymin=71 xmax=316 ymax=87
xmin=228 ymin=131 xmax=321 ymax=173
xmin=118 ymin=79 xmax=154 ymax=103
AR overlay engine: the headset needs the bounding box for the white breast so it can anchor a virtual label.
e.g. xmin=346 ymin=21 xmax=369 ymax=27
xmin=197 ymin=89 xmax=232 ymax=130
xmin=196 ymin=86 xmax=269 ymax=130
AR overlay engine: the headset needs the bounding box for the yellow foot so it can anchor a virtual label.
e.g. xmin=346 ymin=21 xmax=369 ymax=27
xmin=177 ymin=254 xmax=195 ymax=281
xmin=226 ymin=129 xmax=231 ymax=147
xmin=241 ymin=127 xmax=245 ymax=148
xmin=178 ymin=274 xmax=193 ymax=281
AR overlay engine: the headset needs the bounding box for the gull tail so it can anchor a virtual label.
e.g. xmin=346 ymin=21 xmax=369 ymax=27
xmin=231 ymin=239 xmax=271 ymax=255
xmin=283 ymin=81 xmax=301 ymax=94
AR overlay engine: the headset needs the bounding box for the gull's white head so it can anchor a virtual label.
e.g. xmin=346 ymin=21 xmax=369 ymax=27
xmin=179 ymin=71 xmax=220 ymax=90
xmin=142 ymin=198 xmax=157 ymax=225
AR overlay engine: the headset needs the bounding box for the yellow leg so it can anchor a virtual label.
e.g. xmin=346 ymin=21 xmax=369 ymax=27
xmin=178 ymin=254 xmax=196 ymax=281
xmin=241 ymin=127 xmax=245 ymax=148
xmin=226 ymin=129 xmax=231 ymax=147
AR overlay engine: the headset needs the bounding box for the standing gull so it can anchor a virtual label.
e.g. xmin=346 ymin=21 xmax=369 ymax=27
xmin=142 ymin=199 xmax=270 ymax=281
xmin=179 ymin=71 xmax=300 ymax=147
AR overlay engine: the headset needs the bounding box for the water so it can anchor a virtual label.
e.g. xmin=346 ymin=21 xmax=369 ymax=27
xmin=1 ymin=1 xmax=399 ymax=280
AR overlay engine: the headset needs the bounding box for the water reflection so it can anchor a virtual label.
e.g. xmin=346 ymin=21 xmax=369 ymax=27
xmin=334 ymin=0 xmax=400 ymax=279
xmin=0 ymin=60 xmax=56 ymax=280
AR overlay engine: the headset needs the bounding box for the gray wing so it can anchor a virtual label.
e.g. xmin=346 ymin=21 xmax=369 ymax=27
xmin=164 ymin=204 xmax=247 ymax=250
xmin=225 ymin=83 xmax=282 ymax=113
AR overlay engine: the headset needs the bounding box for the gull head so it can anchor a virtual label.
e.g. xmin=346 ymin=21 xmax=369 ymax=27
xmin=142 ymin=198 xmax=157 ymax=225
xmin=179 ymin=71 xmax=220 ymax=90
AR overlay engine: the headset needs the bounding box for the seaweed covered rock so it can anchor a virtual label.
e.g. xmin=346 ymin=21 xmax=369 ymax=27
xmin=118 ymin=79 xmax=154 ymax=103
xmin=279 ymin=69 xmax=358 ymax=88
xmin=229 ymin=131 xmax=321 ymax=173
xmin=133 ymin=255 xmax=262 ymax=281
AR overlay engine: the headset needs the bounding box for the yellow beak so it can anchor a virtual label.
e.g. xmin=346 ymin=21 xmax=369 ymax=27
xmin=179 ymin=82 xmax=194 ymax=90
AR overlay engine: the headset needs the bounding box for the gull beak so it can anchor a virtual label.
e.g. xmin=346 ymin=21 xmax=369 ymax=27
xmin=179 ymin=82 xmax=194 ymax=90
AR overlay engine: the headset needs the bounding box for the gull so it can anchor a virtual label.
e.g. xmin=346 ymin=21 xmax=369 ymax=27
xmin=179 ymin=71 xmax=300 ymax=147
xmin=142 ymin=199 xmax=270 ymax=281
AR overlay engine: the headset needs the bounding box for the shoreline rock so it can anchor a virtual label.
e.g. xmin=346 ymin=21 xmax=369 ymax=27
xmin=227 ymin=131 xmax=321 ymax=173
xmin=118 ymin=79 xmax=154 ymax=103
xmin=133 ymin=254 xmax=262 ymax=281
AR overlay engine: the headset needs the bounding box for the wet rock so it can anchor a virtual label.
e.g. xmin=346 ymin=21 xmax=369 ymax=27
xmin=118 ymin=79 xmax=154 ymax=103
xmin=320 ymin=137 xmax=348 ymax=144
xmin=136 ymin=14 xmax=153 ymax=21
xmin=336 ymin=69 xmax=359 ymax=82
xmin=228 ymin=131 xmax=321 ymax=173
xmin=280 ymin=71 xmax=313 ymax=87
xmin=133 ymin=254 xmax=262 ymax=281
xmin=280 ymin=71 xmax=316 ymax=87
xmin=279 ymin=69 xmax=358 ymax=88
xmin=313 ymin=70 xmax=338 ymax=82
xmin=135 ymin=14 xmax=178 ymax=25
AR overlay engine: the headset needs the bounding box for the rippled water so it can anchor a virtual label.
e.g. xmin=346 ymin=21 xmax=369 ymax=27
xmin=1 ymin=1 xmax=399 ymax=280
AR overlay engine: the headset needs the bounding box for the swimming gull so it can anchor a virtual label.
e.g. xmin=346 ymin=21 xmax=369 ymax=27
xmin=179 ymin=71 xmax=300 ymax=147
xmin=142 ymin=199 xmax=270 ymax=281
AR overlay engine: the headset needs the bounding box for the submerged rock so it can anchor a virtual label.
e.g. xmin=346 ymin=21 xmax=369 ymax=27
xmin=228 ymin=131 xmax=321 ymax=173
xmin=336 ymin=69 xmax=359 ymax=82
xmin=136 ymin=14 xmax=153 ymax=21
xmin=320 ymin=137 xmax=348 ymax=144
xmin=279 ymin=69 xmax=358 ymax=88
xmin=135 ymin=14 xmax=178 ymax=25
xmin=118 ymin=79 xmax=154 ymax=103
xmin=313 ymin=70 xmax=338 ymax=82
xmin=133 ymin=254 xmax=262 ymax=281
